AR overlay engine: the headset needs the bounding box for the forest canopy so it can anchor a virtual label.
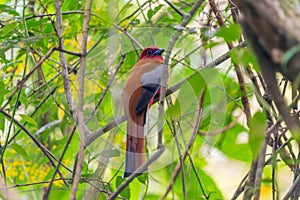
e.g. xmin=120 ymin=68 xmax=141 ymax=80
xmin=0 ymin=0 xmax=299 ymax=199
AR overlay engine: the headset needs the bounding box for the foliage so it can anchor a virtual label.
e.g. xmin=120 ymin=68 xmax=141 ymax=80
xmin=0 ymin=0 xmax=298 ymax=199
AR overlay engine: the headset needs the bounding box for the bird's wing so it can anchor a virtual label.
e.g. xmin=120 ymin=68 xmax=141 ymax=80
xmin=135 ymin=64 xmax=168 ymax=115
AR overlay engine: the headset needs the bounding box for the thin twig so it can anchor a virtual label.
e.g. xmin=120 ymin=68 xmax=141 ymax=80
xmin=209 ymin=0 xmax=251 ymax=122
xmin=166 ymin=98 xmax=186 ymax=200
xmin=43 ymin=126 xmax=76 ymax=199
xmin=86 ymin=53 xmax=126 ymax=124
xmin=164 ymin=0 xmax=184 ymax=16
xmin=283 ymin=171 xmax=300 ymax=199
xmin=123 ymin=29 xmax=144 ymax=49
xmin=231 ymin=172 xmax=249 ymax=200
xmin=70 ymin=142 xmax=85 ymax=200
xmin=117 ymin=1 xmax=148 ymax=25
xmin=253 ymin=141 xmax=267 ymax=200
xmin=54 ymin=47 xmax=81 ymax=57
xmin=1 ymin=47 xmax=55 ymax=110
xmin=160 ymin=90 xmax=205 ymax=200
xmin=25 ymin=10 xmax=88 ymax=20
xmin=232 ymin=122 xmax=292 ymax=200
xmin=176 ymin=121 xmax=208 ymax=198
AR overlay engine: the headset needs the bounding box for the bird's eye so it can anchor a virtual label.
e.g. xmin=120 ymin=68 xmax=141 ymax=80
xmin=146 ymin=50 xmax=153 ymax=55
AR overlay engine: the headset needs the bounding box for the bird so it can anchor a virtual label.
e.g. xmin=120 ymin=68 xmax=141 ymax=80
xmin=123 ymin=46 xmax=168 ymax=178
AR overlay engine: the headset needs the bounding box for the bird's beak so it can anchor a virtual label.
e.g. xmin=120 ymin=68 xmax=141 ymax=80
xmin=153 ymin=48 xmax=165 ymax=56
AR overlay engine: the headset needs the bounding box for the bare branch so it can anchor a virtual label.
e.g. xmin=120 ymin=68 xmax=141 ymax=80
xmin=164 ymin=0 xmax=184 ymax=16
xmin=70 ymin=0 xmax=93 ymax=198
xmin=54 ymin=0 xmax=76 ymax=120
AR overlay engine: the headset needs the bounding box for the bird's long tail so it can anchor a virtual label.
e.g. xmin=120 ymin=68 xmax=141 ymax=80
xmin=123 ymin=112 xmax=146 ymax=178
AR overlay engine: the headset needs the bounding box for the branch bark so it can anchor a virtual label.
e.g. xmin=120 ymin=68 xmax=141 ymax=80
xmin=230 ymin=0 xmax=300 ymax=137
xmin=54 ymin=0 xmax=76 ymax=121
xmin=70 ymin=0 xmax=92 ymax=198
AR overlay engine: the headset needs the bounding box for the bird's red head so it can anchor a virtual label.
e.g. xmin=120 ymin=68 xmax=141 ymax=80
xmin=139 ymin=46 xmax=164 ymax=62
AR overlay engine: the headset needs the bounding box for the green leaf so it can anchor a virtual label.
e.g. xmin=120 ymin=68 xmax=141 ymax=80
xmin=68 ymin=0 xmax=79 ymax=10
xmin=0 ymin=114 xmax=4 ymax=132
xmin=218 ymin=123 xmax=252 ymax=162
xmin=100 ymin=149 xmax=120 ymax=158
xmin=168 ymin=72 xmax=205 ymax=117
xmin=119 ymin=2 xmax=134 ymax=16
xmin=20 ymin=114 xmax=38 ymax=128
xmin=0 ymin=4 xmax=19 ymax=16
xmin=230 ymin=48 xmax=260 ymax=73
xmin=137 ymin=173 xmax=147 ymax=184
xmin=115 ymin=176 xmax=130 ymax=199
xmin=216 ymin=24 xmax=241 ymax=43
xmin=19 ymin=89 xmax=28 ymax=108
xmin=283 ymin=45 xmax=300 ymax=71
xmin=147 ymin=9 xmax=154 ymax=20
xmin=3 ymin=22 xmax=18 ymax=35
xmin=0 ymin=80 xmax=5 ymax=106
xmin=242 ymin=49 xmax=259 ymax=70
xmin=10 ymin=143 xmax=29 ymax=160
xmin=7 ymin=9 xmax=20 ymax=16
xmin=249 ymin=112 xmax=267 ymax=158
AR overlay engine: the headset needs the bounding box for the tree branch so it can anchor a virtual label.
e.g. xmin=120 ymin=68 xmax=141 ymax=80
xmin=70 ymin=0 xmax=92 ymax=198
xmin=54 ymin=0 xmax=77 ymax=121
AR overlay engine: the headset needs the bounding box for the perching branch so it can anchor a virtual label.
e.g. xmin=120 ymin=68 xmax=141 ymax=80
xmin=70 ymin=0 xmax=92 ymax=198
